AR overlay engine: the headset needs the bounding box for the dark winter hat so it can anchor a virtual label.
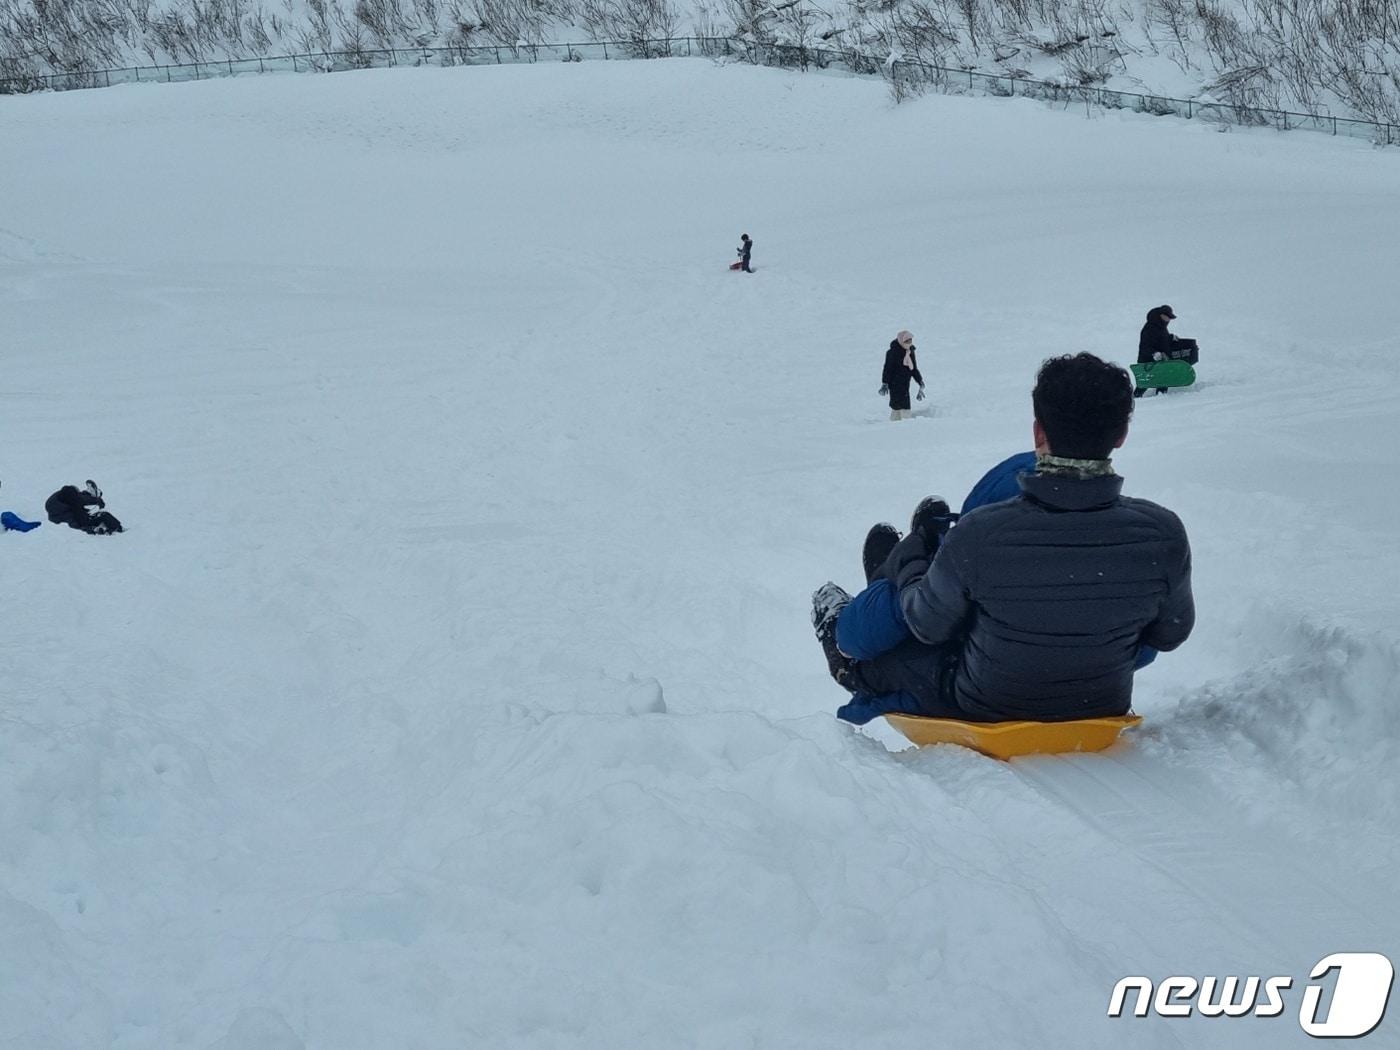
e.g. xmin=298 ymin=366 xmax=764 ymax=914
xmin=1157 ymin=305 xmax=1177 ymax=319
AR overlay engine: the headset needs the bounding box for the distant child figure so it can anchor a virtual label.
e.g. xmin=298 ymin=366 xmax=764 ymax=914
xmin=880 ymin=330 xmax=926 ymax=421
xmin=737 ymin=233 xmax=753 ymax=273
xmin=46 ymin=480 xmax=123 ymax=534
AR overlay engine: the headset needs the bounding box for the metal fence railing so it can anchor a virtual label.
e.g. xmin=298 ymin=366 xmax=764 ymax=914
xmin=0 ymin=39 xmax=695 ymax=94
xmin=2 ymin=35 xmax=1394 ymax=146
xmin=736 ymin=39 xmax=1397 ymax=145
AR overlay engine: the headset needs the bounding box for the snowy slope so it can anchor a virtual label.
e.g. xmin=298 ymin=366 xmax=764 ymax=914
xmin=2 ymin=61 xmax=1399 ymax=1048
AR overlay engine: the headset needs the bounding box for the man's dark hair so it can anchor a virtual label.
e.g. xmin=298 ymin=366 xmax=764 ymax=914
xmin=1032 ymin=353 xmax=1134 ymax=460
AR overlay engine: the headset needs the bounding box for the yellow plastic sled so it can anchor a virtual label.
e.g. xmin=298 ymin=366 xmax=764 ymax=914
xmin=884 ymin=713 xmax=1142 ymax=760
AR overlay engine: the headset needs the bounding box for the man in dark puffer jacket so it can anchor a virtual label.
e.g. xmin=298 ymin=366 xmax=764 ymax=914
xmin=812 ymin=352 xmax=1194 ymax=724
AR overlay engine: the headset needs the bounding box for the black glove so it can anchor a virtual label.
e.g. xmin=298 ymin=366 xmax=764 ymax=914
xmin=927 ymin=512 xmax=958 ymax=545
xmin=878 ymin=384 xmax=888 ymax=396
xmin=916 ymin=385 xmax=926 ymax=401
xmin=879 ymin=530 xmax=931 ymax=588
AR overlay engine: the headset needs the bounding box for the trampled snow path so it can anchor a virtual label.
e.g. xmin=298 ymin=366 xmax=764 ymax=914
xmin=2 ymin=60 xmax=1398 ymax=1048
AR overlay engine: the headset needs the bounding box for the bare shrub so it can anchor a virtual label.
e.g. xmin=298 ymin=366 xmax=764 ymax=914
xmin=333 ymin=9 xmax=373 ymax=56
xmin=246 ymin=5 xmax=272 ymax=49
xmin=880 ymin=0 xmax=959 ymax=66
xmin=721 ymin=0 xmax=775 ymax=40
xmin=691 ymin=0 xmax=726 ymax=39
xmin=411 ymin=0 xmax=437 ymax=32
xmin=442 ymin=0 xmax=478 ymax=43
xmin=352 ymin=0 xmax=412 ymax=43
xmin=578 ymin=0 xmax=678 ymax=54
xmin=773 ymin=0 xmax=824 ymax=55
xmin=888 ymin=54 xmax=926 ymax=97
xmin=470 ymin=0 xmax=548 ymax=46
xmin=1205 ymin=63 xmax=1279 ymax=112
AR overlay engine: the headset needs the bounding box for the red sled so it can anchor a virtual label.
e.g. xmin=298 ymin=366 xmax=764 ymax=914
xmin=729 ymin=261 xmax=743 ymax=270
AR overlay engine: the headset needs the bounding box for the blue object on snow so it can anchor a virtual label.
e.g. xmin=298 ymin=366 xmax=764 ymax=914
xmin=1 ymin=511 xmax=41 ymax=532
xmin=961 ymin=450 xmax=1037 ymax=515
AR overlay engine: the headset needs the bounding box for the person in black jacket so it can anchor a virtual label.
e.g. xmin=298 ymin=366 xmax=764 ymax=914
xmin=737 ymin=233 xmax=753 ymax=273
xmin=46 ymin=480 xmax=123 ymax=535
xmin=812 ymin=352 xmax=1194 ymax=724
xmin=880 ymin=330 xmax=926 ymax=420
xmin=1137 ymin=305 xmax=1199 ymax=395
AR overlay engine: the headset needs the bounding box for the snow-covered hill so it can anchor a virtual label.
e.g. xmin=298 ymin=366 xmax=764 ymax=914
xmin=5 ymin=0 xmax=1400 ymax=124
xmin=2 ymin=60 xmax=1398 ymax=1048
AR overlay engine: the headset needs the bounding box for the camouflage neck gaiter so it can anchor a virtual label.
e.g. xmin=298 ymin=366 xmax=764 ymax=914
xmin=1035 ymin=453 xmax=1117 ymax=479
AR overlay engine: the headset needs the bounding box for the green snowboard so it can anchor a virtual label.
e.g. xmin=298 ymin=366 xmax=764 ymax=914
xmin=1132 ymin=360 xmax=1196 ymax=390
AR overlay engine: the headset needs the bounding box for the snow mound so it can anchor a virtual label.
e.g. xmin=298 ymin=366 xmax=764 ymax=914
xmin=1148 ymin=615 xmax=1400 ymax=838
